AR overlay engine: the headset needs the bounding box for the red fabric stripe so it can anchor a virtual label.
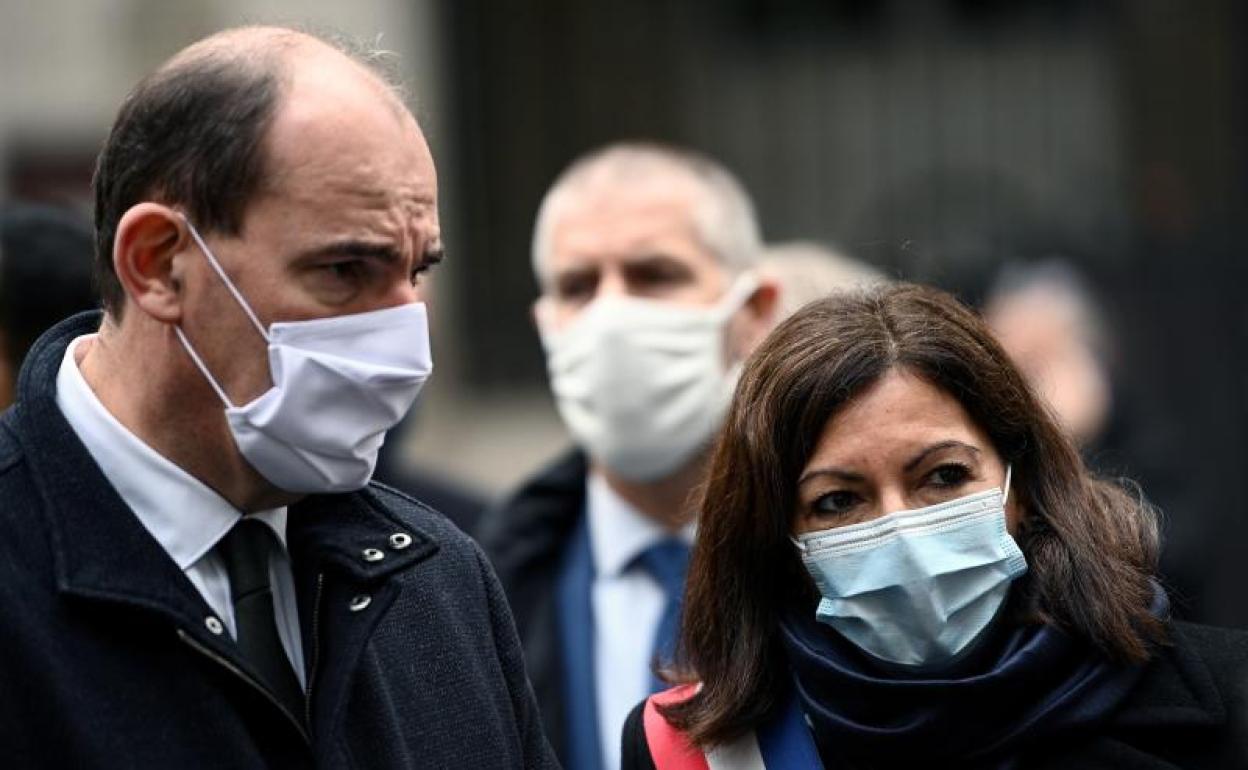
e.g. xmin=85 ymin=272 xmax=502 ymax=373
xmin=643 ymin=685 xmax=711 ymax=770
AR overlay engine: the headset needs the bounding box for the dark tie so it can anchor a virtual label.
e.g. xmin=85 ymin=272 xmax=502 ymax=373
xmin=635 ymin=538 xmax=692 ymax=693
xmin=218 ymin=517 xmax=305 ymax=721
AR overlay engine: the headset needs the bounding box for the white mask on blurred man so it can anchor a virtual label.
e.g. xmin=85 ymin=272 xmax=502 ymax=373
xmin=539 ymin=274 xmax=758 ymax=482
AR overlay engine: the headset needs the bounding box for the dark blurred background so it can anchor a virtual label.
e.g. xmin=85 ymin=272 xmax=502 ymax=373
xmin=2 ymin=0 xmax=1245 ymax=624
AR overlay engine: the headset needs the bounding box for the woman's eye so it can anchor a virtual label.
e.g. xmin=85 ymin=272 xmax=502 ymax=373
xmin=811 ymin=490 xmax=861 ymax=517
xmin=926 ymin=463 xmax=971 ymax=489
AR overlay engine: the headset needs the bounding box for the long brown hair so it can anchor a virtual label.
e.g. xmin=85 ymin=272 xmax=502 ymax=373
xmin=662 ymin=283 xmax=1163 ymax=747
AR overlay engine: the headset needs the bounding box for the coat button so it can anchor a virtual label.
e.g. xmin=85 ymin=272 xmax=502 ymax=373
xmin=205 ymin=616 xmax=224 ymax=635
xmin=348 ymin=594 xmax=372 ymax=612
xmin=389 ymin=532 xmax=413 ymax=550
xmin=362 ymin=548 xmax=385 ymax=563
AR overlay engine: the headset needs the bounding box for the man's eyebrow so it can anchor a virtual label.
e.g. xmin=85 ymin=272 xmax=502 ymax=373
xmin=623 ymin=253 xmax=694 ymax=271
xmin=903 ymin=440 xmax=981 ymax=472
xmin=553 ymin=263 xmax=598 ymax=281
xmin=421 ymin=244 xmax=446 ymax=266
xmin=299 ymin=240 xmax=402 ymax=263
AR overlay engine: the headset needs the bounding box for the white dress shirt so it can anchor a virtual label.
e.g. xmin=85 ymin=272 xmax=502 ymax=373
xmin=586 ymin=473 xmax=694 ymax=770
xmin=55 ymin=335 xmax=305 ymax=687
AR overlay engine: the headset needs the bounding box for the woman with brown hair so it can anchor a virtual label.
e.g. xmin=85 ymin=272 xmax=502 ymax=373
xmin=622 ymin=284 xmax=1248 ymax=768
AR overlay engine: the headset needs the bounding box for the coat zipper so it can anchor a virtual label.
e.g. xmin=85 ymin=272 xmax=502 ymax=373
xmin=305 ymin=572 xmax=325 ymax=730
xmin=177 ymin=629 xmax=311 ymax=745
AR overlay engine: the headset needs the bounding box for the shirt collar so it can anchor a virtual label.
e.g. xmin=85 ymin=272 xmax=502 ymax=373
xmin=54 ymin=334 xmax=286 ymax=570
xmin=585 ymin=472 xmax=695 ymax=578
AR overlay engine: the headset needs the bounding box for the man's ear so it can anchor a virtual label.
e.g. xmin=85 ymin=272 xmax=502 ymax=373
xmin=729 ymin=276 xmax=782 ymax=359
xmin=112 ymin=203 xmax=190 ymax=324
xmin=531 ymin=296 xmax=551 ymax=332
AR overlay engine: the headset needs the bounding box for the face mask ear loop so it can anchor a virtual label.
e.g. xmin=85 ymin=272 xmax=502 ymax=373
xmin=179 ymin=215 xmax=270 ymax=342
xmin=790 ymin=535 xmax=807 ymax=552
xmin=174 ymin=326 xmax=236 ymax=409
xmin=1002 ymin=463 xmax=1013 ymax=508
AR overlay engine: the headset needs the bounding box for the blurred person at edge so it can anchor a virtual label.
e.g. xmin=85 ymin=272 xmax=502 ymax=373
xmin=477 ymin=143 xmax=780 ymax=770
xmin=623 ymin=284 xmax=1248 ymax=769
xmin=0 ymin=203 xmax=98 ymax=408
xmin=0 ymin=26 xmax=557 ymax=769
xmin=984 ymin=260 xmax=1112 ymax=449
xmin=984 ymin=261 xmax=1210 ymax=627
xmin=758 ymin=240 xmax=887 ymax=320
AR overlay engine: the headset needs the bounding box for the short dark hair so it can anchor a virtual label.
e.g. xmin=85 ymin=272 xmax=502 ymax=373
xmin=0 ymin=203 xmax=98 ymax=365
xmin=92 ymin=48 xmax=284 ymax=316
xmin=663 ymin=283 xmax=1164 ymax=748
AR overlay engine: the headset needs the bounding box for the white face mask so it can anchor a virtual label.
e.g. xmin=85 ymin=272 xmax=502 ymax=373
xmin=538 ymin=274 xmax=757 ymax=482
xmin=175 ymin=218 xmax=433 ymax=494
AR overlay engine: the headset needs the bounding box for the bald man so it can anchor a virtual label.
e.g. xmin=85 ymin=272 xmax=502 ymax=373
xmin=0 ymin=28 xmax=556 ymax=768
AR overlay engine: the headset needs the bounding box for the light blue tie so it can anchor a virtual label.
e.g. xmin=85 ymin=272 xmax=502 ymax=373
xmin=635 ymin=538 xmax=691 ymax=692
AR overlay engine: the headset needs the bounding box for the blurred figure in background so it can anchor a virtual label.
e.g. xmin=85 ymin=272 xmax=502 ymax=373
xmin=984 ymin=259 xmax=1113 ymax=449
xmin=0 ymin=203 xmax=97 ymax=408
xmin=983 ymin=260 xmax=1210 ymax=622
xmin=478 ymin=143 xmax=779 ymax=770
xmin=759 ymin=240 xmax=886 ymax=320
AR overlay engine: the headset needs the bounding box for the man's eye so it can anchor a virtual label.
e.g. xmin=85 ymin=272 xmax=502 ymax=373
xmin=811 ymin=490 xmax=860 ymax=517
xmin=926 ymin=463 xmax=971 ymax=489
xmin=555 ymin=274 xmax=597 ymax=302
xmin=323 ymin=261 xmax=366 ymax=282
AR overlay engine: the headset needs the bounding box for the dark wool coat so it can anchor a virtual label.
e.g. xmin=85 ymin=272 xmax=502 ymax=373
xmin=0 ymin=313 xmax=560 ymax=769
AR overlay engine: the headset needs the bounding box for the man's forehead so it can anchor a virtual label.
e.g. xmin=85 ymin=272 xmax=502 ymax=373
xmin=551 ymin=193 xmax=701 ymax=260
xmin=262 ymin=49 xmax=433 ymax=198
xmin=554 ymin=176 xmax=701 ymax=234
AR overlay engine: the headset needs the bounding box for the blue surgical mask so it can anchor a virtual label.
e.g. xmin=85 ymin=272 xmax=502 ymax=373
xmin=793 ymin=466 xmax=1026 ymax=667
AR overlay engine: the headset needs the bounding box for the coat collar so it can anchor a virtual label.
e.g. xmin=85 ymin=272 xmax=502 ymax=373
xmin=1108 ymin=622 xmax=1228 ymax=732
xmin=14 ymin=312 xmax=440 ymax=621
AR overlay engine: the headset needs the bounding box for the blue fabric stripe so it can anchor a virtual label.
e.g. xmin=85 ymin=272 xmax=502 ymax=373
xmin=557 ymin=516 xmax=602 ymax=770
xmin=757 ymin=693 xmax=823 ymax=768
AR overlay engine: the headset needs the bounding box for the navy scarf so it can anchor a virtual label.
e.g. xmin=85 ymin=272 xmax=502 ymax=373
xmin=778 ymin=590 xmax=1166 ymax=768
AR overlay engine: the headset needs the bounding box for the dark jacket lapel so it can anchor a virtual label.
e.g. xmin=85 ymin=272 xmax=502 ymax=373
xmin=287 ymin=485 xmax=442 ymax=744
xmin=477 ymin=448 xmax=589 ymax=759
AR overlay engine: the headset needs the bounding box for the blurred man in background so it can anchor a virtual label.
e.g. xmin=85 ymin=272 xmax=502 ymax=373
xmin=478 ymin=144 xmax=779 ymax=770
xmin=758 ymin=239 xmax=887 ymax=319
xmin=0 ymin=203 xmax=97 ymax=408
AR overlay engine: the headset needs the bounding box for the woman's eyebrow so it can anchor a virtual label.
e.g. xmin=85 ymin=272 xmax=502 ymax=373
xmin=797 ymin=467 xmax=865 ymax=487
xmin=903 ymin=440 xmax=981 ymax=472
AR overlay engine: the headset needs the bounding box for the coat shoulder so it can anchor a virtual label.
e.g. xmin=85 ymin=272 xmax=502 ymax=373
xmin=364 ymin=480 xmax=482 ymax=558
xmin=1166 ymin=620 xmax=1248 ymax=713
xmin=1169 ymin=620 xmax=1248 ymax=666
xmin=0 ymin=408 xmax=25 ymax=476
